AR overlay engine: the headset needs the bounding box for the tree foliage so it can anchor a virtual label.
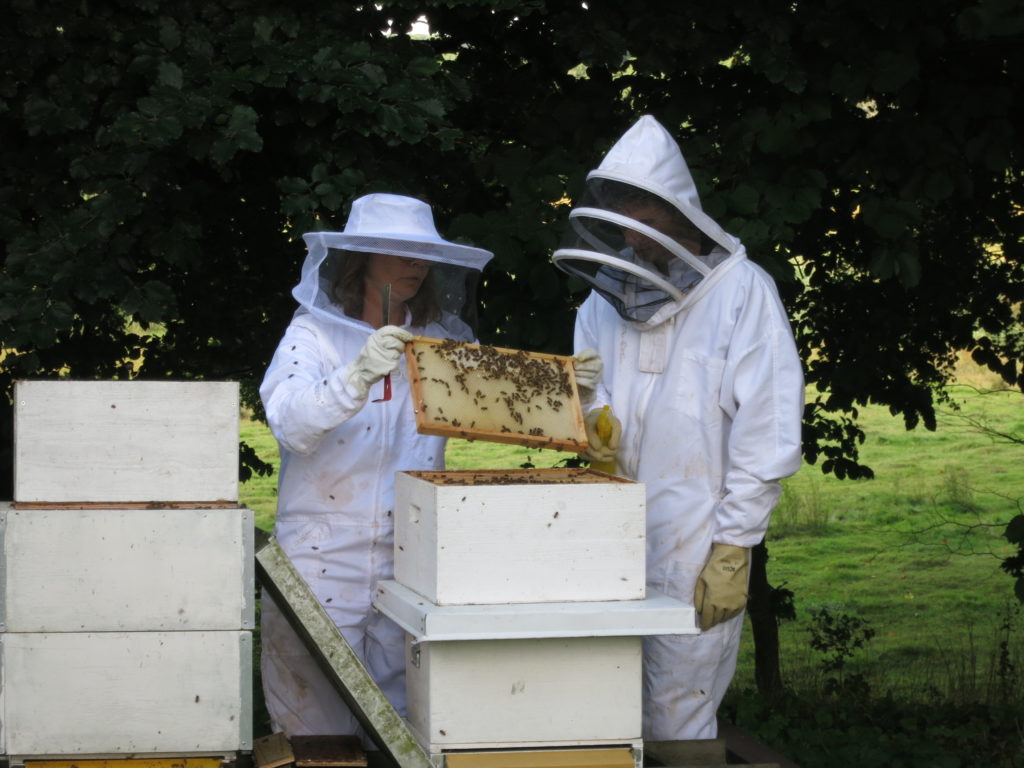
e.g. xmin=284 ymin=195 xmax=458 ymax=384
xmin=1 ymin=0 xmax=1022 ymax=506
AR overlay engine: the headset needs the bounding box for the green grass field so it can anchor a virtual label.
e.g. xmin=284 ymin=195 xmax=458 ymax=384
xmin=737 ymin=383 xmax=1023 ymax=702
xmin=239 ymin=374 xmax=1023 ymax=706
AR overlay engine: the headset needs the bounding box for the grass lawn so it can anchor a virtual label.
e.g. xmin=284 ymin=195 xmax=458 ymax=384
xmin=738 ymin=383 xmax=1023 ymax=701
xmin=239 ymin=374 xmax=1023 ymax=705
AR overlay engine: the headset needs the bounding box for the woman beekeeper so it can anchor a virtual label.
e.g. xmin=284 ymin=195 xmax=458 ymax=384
xmin=260 ymin=193 xmax=493 ymax=737
xmin=555 ymin=116 xmax=804 ymax=739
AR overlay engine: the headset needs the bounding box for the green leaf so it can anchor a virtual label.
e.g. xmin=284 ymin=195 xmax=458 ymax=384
xmin=158 ymin=17 xmax=181 ymax=50
xmin=868 ymin=248 xmax=895 ymax=280
xmin=137 ymin=96 xmax=165 ymax=117
xmin=861 ymin=199 xmax=910 ymax=239
xmin=730 ymin=183 xmax=760 ymax=216
xmin=358 ymin=62 xmax=387 ymax=90
xmin=924 ymin=170 xmax=955 ymax=202
xmin=871 ymin=51 xmax=919 ymax=93
xmin=895 ymin=249 xmax=921 ymax=289
xmin=414 ymin=98 xmax=445 ymax=119
xmin=253 ymin=16 xmax=275 ymax=43
xmin=406 ymin=56 xmax=439 ymax=78
xmin=158 ymin=61 xmax=183 ymax=89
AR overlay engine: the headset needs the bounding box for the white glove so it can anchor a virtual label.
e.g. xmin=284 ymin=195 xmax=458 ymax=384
xmin=574 ymin=349 xmax=603 ymax=401
xmin=344 ymin=325 xmax=413 ymax=400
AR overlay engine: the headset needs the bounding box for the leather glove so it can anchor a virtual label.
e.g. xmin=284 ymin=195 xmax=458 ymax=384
xmin=344 ymin=325 xmax=413 ymax=400
xmin=693 ymin=543 xmax=749 ymax=631
xmin=581 ymin=406 xmax=620 ymax=464
xmin=573 ymin=349 xmax=603 ymax=401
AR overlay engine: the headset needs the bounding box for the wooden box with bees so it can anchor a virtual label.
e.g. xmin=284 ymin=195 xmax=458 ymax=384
xmin=392 ymin=468 xmax=646 ymax=606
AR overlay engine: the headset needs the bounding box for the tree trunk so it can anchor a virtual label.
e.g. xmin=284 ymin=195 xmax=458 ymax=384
xmin=747 ymin=540 xmax=783 ymax=698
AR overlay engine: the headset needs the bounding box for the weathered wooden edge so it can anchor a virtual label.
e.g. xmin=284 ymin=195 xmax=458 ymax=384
xmin=254 ymin=732 xmax=296 ymax=768
xmin=253 ymin=531 xmax=433 ymax=768
xmin=643 ymin=739 xmax=726 ymax=766
xmin=11 ymin=500 xmax=242 ymax=510
xmin=719 ymin=722 xmax=799 ymax=768
xmin=400 ymin=467 xmax=636 ymax=485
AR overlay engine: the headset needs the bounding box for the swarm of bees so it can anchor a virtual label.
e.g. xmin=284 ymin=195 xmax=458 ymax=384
xmin=429 ymin=339 xmax=571 ymax=435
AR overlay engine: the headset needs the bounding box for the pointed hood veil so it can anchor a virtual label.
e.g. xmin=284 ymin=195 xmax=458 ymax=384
xmin=553 ymin=116 xmax=745 ymax=328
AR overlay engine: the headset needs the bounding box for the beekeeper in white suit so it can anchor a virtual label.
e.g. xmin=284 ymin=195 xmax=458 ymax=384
xmin=556 ymin=116 xmax=804 ymax=739
xmin=260 ymin=193 xmax=493 ymax=737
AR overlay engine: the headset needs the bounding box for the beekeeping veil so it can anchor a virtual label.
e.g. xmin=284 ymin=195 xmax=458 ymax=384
xmin=293 ymin=193 xmax=493 ymax=335
xmin=552 ymin=115 xmax=746 ymax=328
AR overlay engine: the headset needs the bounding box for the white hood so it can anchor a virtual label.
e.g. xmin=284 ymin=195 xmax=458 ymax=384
xmin=591 ymin=114 xmax=704 ymax=212
xmin=553 ymin=115 xmax=745 ymax=329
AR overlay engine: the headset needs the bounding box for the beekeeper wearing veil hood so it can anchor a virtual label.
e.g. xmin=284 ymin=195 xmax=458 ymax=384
xmin=555 ymin=117 xmax=804 ymax=739
xmin=260 ymin=193 xmax=492 ymax=738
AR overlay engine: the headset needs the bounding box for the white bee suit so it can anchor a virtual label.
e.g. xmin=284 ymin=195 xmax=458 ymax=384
xmin=260 ymin=194 xmax=492 ymax=738
xmin=556 ymin=117 xmax=804 ymax=739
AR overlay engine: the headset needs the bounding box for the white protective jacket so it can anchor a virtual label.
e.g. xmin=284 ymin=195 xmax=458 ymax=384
xmin=562 ymin=116 xmax=805 ymax=739
xmin=260 ymin=310 xmax=472 ymax=738
xmin=260 ymin=199 xmax=489 ymax=738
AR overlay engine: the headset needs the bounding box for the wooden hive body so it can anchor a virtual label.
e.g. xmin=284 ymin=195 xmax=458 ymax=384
xmin=405 ymin=635 xmax=642 ymax=751
xmin=393 ymin=468 xmax=646 ymax=606
xmin=13 ymin=380 xmax=239 ymax=504
xmin=382 ymin=466 xmax=698 ymax=763
xmin=0 ymin=381 xmax=253 ymax=759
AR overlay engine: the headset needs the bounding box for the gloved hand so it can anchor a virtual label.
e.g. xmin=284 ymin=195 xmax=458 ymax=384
xmin=582 ymin=406 xmax=620 ymax=464
xmin=344 ymin=325 xmax=413 ymax=400
xmin=693 ymin=543 xmax=750 ymax=631
xmin=573 ymin=349 xmax=603 ymax=401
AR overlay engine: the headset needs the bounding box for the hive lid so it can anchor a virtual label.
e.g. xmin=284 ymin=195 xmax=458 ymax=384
xmin=373 ymin=580 xmax=698 ymax=641
xmin=405 ymin=337 xmax=588 ymax=453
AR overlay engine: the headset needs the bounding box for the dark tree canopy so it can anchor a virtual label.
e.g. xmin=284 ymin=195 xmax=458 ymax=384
xmin=1 ymin=0 xmax=1022 ymax=496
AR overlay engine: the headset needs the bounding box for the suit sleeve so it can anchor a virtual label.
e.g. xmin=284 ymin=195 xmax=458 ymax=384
xmin=259 ymin=319 xmax=368 ymax=456
xmin=715 ymin=281 xmax=805 ymax=546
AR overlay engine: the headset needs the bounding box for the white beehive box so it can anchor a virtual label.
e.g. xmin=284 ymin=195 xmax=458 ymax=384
xmin=374 ymin=580 xmax=695 ymax=754
xmin=0 ymin=504 xmax=254 ymax=632
xmin=1 ymin=380 xmax=253 ymax=758
xmin=394 ymin=468 xmax=646 ymax=605
xmin=405 ymin=635 xmax=641 ymax=751
xmin=13 ymin=380 xmax=239 ymax=503
xmin=0 ymin=630 xmax=252 ymax=755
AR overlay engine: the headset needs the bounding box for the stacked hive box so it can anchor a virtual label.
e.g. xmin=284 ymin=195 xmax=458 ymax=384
xmin=0 ymin=381 xmax=253 ymax=760
xmin=373 ymin=468 xmax=697 ymax=765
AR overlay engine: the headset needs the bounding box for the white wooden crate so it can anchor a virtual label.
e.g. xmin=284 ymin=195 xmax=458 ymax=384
xmin=394 ymin=469 xmax=646 ymax=605
xmin=0 ymin=504 xmax=255 ymax=632
xmin=0 ymin=630 xmax=252 ymax=755
xmin=13 ymin=380 xmax=239 ymax=503
xmin=405 ymin=635 xmax=641 ymax=751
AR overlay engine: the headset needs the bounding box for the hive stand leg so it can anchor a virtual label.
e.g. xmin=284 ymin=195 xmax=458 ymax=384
xmin=254 ymin=532 xmax=433 ymax=768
